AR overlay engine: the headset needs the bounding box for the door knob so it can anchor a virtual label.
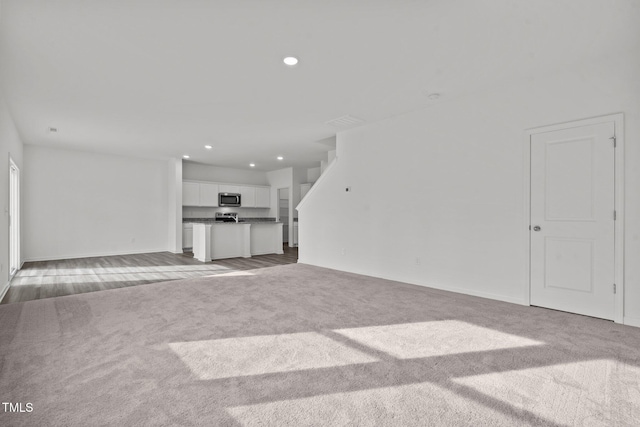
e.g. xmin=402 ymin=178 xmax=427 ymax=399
xmin=533 ymin=226 xmax=541 ymax=231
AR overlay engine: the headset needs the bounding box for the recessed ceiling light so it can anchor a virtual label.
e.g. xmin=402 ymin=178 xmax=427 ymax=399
xmin=204 ymin=145 xmax=212 ymax=149
xmin=183 ymin=155 xmax=190 ymax=159
xmin=283 ymin=56 xmax=298 ymax=66
xmin=277 ymin=156 xmax=284 ymax=160
xmin=249 ymin=163 xmax=255 ymax=167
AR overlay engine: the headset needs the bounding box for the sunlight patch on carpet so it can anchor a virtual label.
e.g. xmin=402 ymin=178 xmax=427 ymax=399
xmin=169 ymin=332 xmax=379 ymax=380
xmin=206 ymin=271 xmax=255 ymax=277
xmin=15 ymin=264 xmax=232 ymax=278
xmin=453 ymin=359 xmax=640 ymax=426
xmin=12 ymin=266 xmax=238 ymax=285
xmin=226 ymin=381 xmax=540 ymax=426
xmin=333 ymin=321 xmax=544 ymax=359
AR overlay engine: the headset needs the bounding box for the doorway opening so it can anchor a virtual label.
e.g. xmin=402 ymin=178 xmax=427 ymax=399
xmin=9 ymin=158 xmax=20 ymax=277
xmin=278 ymin=188 xmax=289 ymax=245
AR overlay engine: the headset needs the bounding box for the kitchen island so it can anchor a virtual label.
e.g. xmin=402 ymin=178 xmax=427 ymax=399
xmin=190 ymin=221 xmax=283 ymax=262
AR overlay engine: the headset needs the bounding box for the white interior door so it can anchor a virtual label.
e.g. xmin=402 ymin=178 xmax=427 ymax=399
xmin=530 ymin=122 xmax=615 ymax=320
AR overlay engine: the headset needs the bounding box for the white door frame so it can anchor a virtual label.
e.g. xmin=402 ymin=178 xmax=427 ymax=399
xmin=522 ymin=113 xmax=624 ymax=324
xmin=9 ymin=157 xmax=21 ymax=278
xmin=278 ymin=187 xmax=290 ymax=245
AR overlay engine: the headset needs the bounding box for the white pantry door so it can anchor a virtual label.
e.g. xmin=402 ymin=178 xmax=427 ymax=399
xmin=530 ymin=122 xmax=615 ymax=320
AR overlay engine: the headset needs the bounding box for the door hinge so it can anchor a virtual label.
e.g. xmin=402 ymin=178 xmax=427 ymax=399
xmin=610 ymin=136 xmax=616 ymax=148
xmin=613 ymin=283 xmax=617 ymax=294
xmin=614 ymin=210 xmax=617 ymax=220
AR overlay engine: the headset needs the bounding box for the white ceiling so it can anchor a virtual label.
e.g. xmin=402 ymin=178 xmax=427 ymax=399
xmin=1 ymin=0 xmax=638 ymax=171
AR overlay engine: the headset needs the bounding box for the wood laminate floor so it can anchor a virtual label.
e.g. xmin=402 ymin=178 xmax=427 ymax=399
xmin=1 ymin=246 xmax=298 ymax=304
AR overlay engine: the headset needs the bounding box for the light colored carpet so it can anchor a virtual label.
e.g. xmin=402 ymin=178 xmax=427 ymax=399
xmin=0 ymin=263 xmax=639 ymax=426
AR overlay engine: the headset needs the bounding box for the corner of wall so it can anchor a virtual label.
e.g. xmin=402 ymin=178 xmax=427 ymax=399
xmin=296 ymin=157 xmax=338 ymax=212
xmin=168 ymin=158 xmax=183 ymax=253
xmin=0 ymin=94 xmax=24 ymax=289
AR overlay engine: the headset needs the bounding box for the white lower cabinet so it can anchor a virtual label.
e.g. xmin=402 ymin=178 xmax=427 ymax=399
xmin=183 ymin=223 xmax=193 ymax=249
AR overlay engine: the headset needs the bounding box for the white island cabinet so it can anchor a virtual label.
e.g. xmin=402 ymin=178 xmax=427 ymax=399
xmin=251 ymin=223 xmax=284 ymax=255
xmin=191 ymin=222 xmax=283 ymax=262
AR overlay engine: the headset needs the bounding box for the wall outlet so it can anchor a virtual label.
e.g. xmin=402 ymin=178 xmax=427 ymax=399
xmin=341 ymin=248 xmax=346 ymax=255
xmin=415 ymin=257 xmax=421 ymax=265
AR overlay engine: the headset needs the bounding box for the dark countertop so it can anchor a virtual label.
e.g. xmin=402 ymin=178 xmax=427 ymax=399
xmin=184 ymin=218 xmax=281 ymax=224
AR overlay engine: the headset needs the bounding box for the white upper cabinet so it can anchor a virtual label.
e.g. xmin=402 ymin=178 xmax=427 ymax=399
xmin=183 ymin=181 xmax=270 ymax=208
xmin=200 ymin=183 xmax=219 ymax=207
xmin=255 ymin=187 xmax=270 ymax=208
xmin=240 ymin=186 xmax=256 ymax=207
xmin=182 ymin=182 xmax=200 ymax=206
xmin=219 ymin=184 xmax=240 ymax=194
xmin=183 ymin=181 xmax=218 ymax=206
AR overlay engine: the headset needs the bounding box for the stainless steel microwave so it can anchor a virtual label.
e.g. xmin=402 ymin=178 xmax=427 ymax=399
xmin=219 ymin=192 xmax=241 ymax=207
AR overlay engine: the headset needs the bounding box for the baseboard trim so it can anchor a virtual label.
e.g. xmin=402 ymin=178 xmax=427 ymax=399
xmin=623 ymin=316 xmax=640 ymax=328
xmin=24 ymin=248 xmax=170 ymax=262
xmin=0 ymin=280 xmax=10 ymax=302
xmin=299 ymin=260 xmax=527 ymax=307
xmin=401 ymin=277 xmax=527 ymax=306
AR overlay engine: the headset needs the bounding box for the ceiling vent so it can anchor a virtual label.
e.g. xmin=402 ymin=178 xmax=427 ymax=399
xmin=325 ymin=115 xmax=365 ymax=128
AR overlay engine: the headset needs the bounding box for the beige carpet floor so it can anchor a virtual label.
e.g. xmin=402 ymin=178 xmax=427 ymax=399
xmin=0 ymin=263 xmax=639 ymax=426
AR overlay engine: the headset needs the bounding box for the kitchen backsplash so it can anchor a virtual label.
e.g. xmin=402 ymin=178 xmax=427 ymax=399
xmin=183 ymin=206 xmax=270 ymax=218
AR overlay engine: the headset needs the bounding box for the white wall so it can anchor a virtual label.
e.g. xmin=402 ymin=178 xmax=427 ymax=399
xmin=307 ymin=167 xmax=321 ymax=183
xmin=23 ymin=146 xmax=170 ymax=261
xmin=266 ymin=167 xmax=292 ymax=218
xmin=327 ymin=150 xmax=336 ymax=164
xmin=299 ymin=50 xmax=640 ymax=326
xmin=0 ymin=93 xmax=23 ymax=294
xmin=183 ymin=162 xmax=269 ymax=185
